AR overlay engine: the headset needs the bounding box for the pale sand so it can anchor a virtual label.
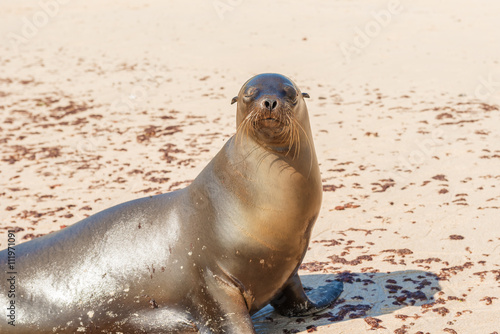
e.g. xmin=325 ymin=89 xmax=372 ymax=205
xmin=0 ymin=0 xmax=499 ymax=333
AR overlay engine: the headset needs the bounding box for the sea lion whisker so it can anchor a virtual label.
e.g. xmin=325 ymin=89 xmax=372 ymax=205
xmin=293 ymin=118 xmax=314 ymax=175
xmin=285 ymin=115 xmax=295 ymax=157
xmin=236 ymin=117 xmax=250 ymax=147
xmin=293 ymin=115 xmax=300 ymax=158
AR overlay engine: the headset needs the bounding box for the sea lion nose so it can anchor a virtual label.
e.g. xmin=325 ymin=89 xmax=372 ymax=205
xmin=262 ymin=98 xmax=278 ymax=111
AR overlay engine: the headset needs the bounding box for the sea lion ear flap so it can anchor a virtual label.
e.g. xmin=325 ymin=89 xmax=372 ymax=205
xmin=302 ymin=92 xmax=310 ymax=98
xmin=231 ymin=96 xmax=238 ymax=105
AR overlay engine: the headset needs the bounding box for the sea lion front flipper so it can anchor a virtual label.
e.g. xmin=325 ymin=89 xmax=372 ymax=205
xmin=270 ymin=273 xmax=343 ymax=317
xmin=191 ymin=271 xmax=257 ymax=334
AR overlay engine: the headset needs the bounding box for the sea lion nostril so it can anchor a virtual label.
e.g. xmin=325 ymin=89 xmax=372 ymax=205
xmin=262 ymin=98 xmax=278 ymax=111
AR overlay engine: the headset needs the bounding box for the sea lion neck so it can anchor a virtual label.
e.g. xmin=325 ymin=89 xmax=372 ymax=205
xmin=227 ymin=134 xmax=313 ymax=178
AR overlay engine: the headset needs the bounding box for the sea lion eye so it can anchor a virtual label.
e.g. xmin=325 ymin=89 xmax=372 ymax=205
xmin=244 ymin=87 xmax=258 ymax=99
xmin=283 ymin=85 xmax=298 ymax=102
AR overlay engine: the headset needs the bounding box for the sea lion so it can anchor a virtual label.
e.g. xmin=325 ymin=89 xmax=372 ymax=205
xmin=0 ymin=73 xmax=343 ymax=333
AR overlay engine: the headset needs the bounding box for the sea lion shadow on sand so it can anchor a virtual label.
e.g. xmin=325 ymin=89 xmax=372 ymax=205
xmin=252 ymin=270 xmax=442 ymax=333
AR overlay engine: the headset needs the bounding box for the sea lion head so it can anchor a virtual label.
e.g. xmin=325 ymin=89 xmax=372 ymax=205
xmin=231 ymin=73 xmax=310 ymax=156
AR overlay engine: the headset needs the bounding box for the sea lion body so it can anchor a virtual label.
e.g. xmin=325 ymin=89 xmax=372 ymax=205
xmin=0 ymin=73 xmax=342 ymax=333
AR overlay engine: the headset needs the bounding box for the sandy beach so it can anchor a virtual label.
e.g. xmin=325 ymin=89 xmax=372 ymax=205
xmin=0 ymin=0 xmax=499 ymax=333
